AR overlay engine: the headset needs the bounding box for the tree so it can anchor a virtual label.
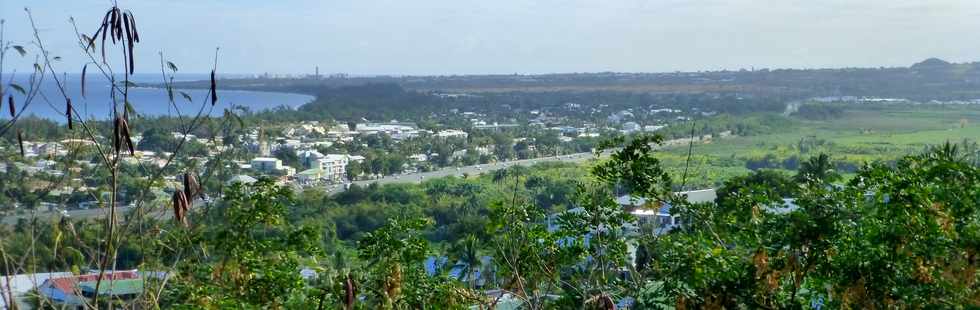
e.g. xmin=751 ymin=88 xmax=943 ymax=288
xmin=795 ymin=153 xmax=840 ymax=184
xmin=164 ymin=179 xmax=322 ymax=308
xmin=273 ymin=147 xmax=301 ymax=169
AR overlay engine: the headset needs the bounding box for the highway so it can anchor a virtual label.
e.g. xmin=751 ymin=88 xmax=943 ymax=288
xmin=1 ymin=152 xmax=602 ymax=225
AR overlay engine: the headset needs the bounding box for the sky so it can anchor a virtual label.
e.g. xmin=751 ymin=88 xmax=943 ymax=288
xmin=2 ymin=0 xmax=980 ymax=75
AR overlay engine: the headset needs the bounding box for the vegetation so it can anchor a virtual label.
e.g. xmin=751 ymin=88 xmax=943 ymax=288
xmin=2 ymin=4 xmax=980 ymax=310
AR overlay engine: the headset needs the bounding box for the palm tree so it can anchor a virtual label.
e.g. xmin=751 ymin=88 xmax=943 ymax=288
xmin=449 ymin=235 xmax=483 ymax=289
xmin=796 ymin=153 xmax=840 ymax=184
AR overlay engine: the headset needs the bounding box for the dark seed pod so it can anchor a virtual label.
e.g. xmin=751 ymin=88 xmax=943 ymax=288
xmin=598 ymin=295 xmax=615 ymax=310
xmin=109 ymin=8 xmax=118 ymax=44
xmin=99 ymin=10 xmax=111 ymax=61
xmin=81 ymin=64 xmax=88 ymax=98
xmin=128 ymin=13 xmax=139 ymax=42
xmin=113 ymin=116 xmax=122 ymax=154
xmin=66 ymin=98 xmax=73 ymax=130
xmin=344 ymin=273 xmax=357 ymax=310
xmin=8 ymin=95 xmax=15 ymax=118
xmin=119 ymin=117 xmax=135 ymax=155
xmin=16 ymin=129 xmax=25 ymax=157
xmin=210 ymin=70 xmax=218 ymax=105
xmin=183 ymin=172 xmax=199 ymax=199
xmin=172 ymin=190 xmax=188 ymax=226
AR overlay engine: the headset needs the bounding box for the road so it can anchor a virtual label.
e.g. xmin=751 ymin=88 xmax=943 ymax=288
xmin=1 ymin=152 xmax=602 ymax=225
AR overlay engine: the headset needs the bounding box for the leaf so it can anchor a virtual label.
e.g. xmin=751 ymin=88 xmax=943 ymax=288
xmin=167 ymin=61 xmax=178 ymax=72
xmin=179 ymin=91 xmax=193 ymax=103
xmin=53 ymin=56 xmax=62 ymax=61
xmin=124 ymin=100 xmax=137 ymax=120
xmin=12 ymin=45 xmax=26 ymax=56
xmin=8 ymin=83 xmax=26 ymax=95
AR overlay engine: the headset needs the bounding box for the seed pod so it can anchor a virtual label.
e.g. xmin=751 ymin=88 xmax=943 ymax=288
xmin=98 ymin=10 xmax=111 ymax=61
xmin=119 ymin=117 xmax=135 ymax=155
xmin=113 ymin=116 xmax=122 ymax=154
xmin=109 ymin=8 xmax=118 ymax=44
xmin=123 ymin=12 xmax=135 ymax=74
xmin=8 ymin=95 xmax=15 ymax=118
xmin=81 ymin=64 xmax=88 ymax=98
xmin=598 ymin=295 xmax=615 ymax=310
xmin=172 ymin=190 xmax=188 ymax=226
xmin=128 ymin=13 xmax=139 ymax=42
xmin=183 ymin=172 xmax=199 ymax=199
xmin=344 ymin=273 xmax=357 ymax=310
xmin=16 ymin=129 xmax=25 ymax=157
xmin=210 ymin=70 xmax=217 ymax=105
xmin=66 ymin=98 xmax=73 ymax=130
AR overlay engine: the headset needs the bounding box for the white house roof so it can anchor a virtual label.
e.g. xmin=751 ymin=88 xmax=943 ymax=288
xmin=616 ymin=189 xmax=717 ymax=207
xmin=227 ymin=175 xmax=258 ymax=185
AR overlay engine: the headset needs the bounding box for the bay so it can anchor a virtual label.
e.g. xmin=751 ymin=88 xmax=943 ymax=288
xmin=3 ymin=73 xmax=313 ymax=122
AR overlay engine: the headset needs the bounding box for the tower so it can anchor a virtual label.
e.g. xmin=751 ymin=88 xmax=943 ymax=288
xmin=258 ymin=126 xmax=271 ymax=156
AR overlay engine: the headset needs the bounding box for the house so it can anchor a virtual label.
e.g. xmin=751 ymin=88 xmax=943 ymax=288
xmin=37 ymin=271 xmax=143 ymax=308
xmin=250 ymin=157 xmax=294 ymax=176
xmin=1 ymin=272 xmax=73 ymax=310
xmin=227 ymin=174 xmax=258 ymax=185
xmin=617 ymin=189 xmax=717 ymax=235
xmin=296 ymin=168 xmax=325 ymax=185
xmin=434 ymin=129 xmax=468 ymax=139
xmin=251 ymin=157 xmax=283 ymax=173
xmin=300 ymin=152 xmax=348 ymax=182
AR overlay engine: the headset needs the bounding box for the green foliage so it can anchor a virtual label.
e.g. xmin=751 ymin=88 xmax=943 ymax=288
xmin=640 ymin=146 xmax=980 ymax=308
xmin=164 ymin=179 xmax=322 ymax=309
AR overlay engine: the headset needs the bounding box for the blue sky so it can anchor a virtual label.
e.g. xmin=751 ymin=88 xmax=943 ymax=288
xmin=3 ymin=0 xmax=980 ymax=75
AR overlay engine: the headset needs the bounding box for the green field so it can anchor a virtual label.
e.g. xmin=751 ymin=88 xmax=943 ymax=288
xmin=657 ymin=105 xmax=980 ymax=188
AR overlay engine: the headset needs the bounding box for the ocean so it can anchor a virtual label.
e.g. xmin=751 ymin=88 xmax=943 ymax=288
xmin=3 ymin=73 xmax=314 ymax=122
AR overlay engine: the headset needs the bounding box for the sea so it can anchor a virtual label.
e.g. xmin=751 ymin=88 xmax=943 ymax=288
xmin=3 ymin=73 xmax=314 ymax=122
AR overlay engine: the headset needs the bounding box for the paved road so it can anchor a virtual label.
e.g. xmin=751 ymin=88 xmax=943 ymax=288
xmin=1 ymin=152 xmax=603 ymax=225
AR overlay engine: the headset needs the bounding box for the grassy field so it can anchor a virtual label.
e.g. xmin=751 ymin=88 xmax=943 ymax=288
xmin=657 ymin=104 xmax=980 ymax=188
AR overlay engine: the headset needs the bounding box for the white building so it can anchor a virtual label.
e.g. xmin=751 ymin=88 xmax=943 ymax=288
xmin=251 ymin=157 xmax=283 ymax=173
xmin=435 ymin=129 xmax=468 ymax=139
xmin=251 ymin=157 xmax=294 ymax=175
xmin=299 ymin=151 xmax=348 ymax=182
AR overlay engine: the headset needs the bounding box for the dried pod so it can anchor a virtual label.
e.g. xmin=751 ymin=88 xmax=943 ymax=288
xmin=183 ymin=172 xmax=199 ymax=199
xmin=8 ymin=95 xmax=14 ymax=118
xmin=598 ymin=295 xmax=615 ymax=310
xmin=98 ymin=10 xmax=110 ymax=61
xmin=171 ymin=190 xmax=189 ymax=226
xmin=81 ymin=64 xmax=88 ymax=98
xmin=210 ymin=70 xmax=217 ymax=105
xmin=120 ymin=117 xmax=135 ymax=155
xmin=109 ymin=8 xmax=118 ymax=44
xmin=113 ymin=116 xmax=122 ymax=154
xmin=66 ymin=98 xmax=73 ymax=130
xmin=128 ymin=13 xmax=139 ymax=42
xmin=16 ymin=129 xmax=25 ymax=157
xmin=344 ymin=273 xmax=357 ymax=310
xmin=123 ymin=12 xmax=135 ymax=74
